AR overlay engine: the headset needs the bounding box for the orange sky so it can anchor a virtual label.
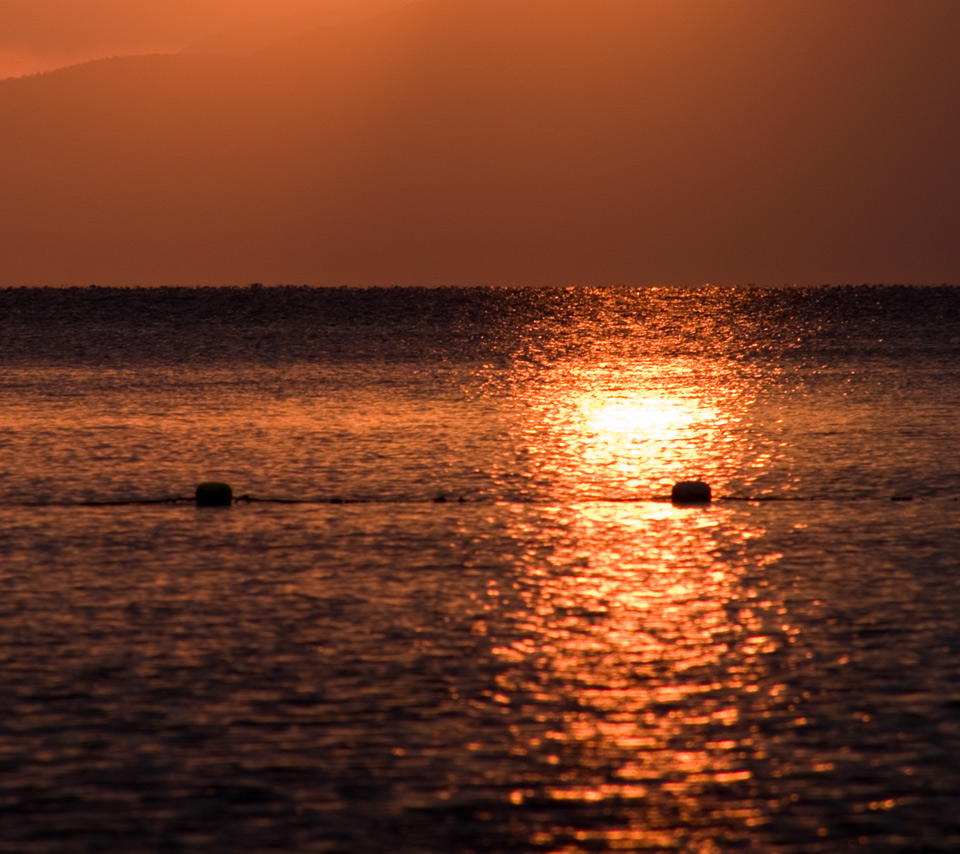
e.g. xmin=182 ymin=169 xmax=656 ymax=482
xmin=0 ymin=0 xmax=412 ymax=78
xmin=1 ymin=0 xmax=959 ymax=286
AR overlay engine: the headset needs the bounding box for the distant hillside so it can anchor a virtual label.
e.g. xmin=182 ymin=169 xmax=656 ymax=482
xmin=2 ymin=0 xmax=958 ymax=286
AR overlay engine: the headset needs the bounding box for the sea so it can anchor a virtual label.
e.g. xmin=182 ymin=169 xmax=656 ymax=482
xmin=1 ymin=285 xmax=959 ymax=853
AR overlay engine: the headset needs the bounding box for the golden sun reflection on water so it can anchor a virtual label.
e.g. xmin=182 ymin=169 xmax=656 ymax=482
xmin=488 ymin=357 xmax=787 ymax=850
xmin=506 ymin=357 xmax=762 ymax=502
xmin=491 ymin=501 xmax=785 ymax=850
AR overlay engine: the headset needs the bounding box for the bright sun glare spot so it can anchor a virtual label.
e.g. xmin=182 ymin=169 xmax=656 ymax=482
xmin=586 ymin=397 xmax=716 ymax=436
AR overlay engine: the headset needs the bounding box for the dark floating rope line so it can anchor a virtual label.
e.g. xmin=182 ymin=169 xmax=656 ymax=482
xmin=13 ymin=497 xmax=191 ymax=508
xmin=1 ymin=493 xmax=945 ymax=510
xmin=0 ymin=479 xmax=946 ymax=509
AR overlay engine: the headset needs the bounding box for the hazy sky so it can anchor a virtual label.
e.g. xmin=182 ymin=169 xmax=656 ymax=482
xmin=0 ymin=0 xmax=410 ymax=78
xmin=2 ymin=0 xmax=959 ymax=286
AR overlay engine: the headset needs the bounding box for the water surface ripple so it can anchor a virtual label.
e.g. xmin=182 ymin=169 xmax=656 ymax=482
xmin=1 ymin=286 xmax=959 ymax=853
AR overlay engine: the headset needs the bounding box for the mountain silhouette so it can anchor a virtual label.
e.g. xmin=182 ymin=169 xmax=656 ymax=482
xmin=2 ymin=0 xmax=959 ymax=286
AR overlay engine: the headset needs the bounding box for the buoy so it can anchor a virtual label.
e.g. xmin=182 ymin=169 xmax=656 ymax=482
xmin=671 ymin=481 xmax=712 ymax=505
xmin=195 ymin=482 xmax=233 ymax=507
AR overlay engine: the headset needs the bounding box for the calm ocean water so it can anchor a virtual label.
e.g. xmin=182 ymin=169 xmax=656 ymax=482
xmin=1 ymin=285 xmax=959 ymax=853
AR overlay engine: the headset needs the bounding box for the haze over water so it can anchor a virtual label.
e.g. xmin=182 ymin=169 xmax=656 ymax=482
xmin=3 ymin=0 xmax=960 ymax=287
xmin=2 ymin=285 xmax=959 ymax=852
